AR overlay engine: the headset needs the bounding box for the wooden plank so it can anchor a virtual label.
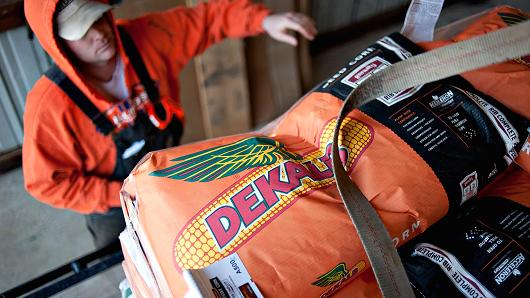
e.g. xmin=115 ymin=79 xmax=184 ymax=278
xmin=263 ymin=0 xmax=303 ymax=114
xmin=115 ymin=0 xmax=301 ymax=133
xmin=112 ymin=0 xmax=184 ymax=19
xmin=193 ymin=40 xmax=251 ymax=137
xmin=246 ymin=0 xmax=307 ymax=126
xmin=312 ymin=0 xmax=359 ymax=33
xmin=0 ymin=147 xmax=22 ymax=174
xmin=312 ymin=0 xmax=326 ymax=33
xmin=245 ymin=35 xmax=276 ymax=127
xmin=309 ymin=0 xmax=465 ymax=55
xmin=246 ymin=0 xmax=281 ymax=126
xmin=310 ymin=3 xmax=411 ymax=55
xmin=330 ymin=0 xmax=355 ymax=32
xmin=350 ymin=1 xmax=361 ymax=23
xmin=179 ymin=60 xmax=207 ymax=144
xmin=311 ymin=0 xmax=410 ymax=34
xmin=298 ymin=0 xmax=313 ymax=92
xmin=355 ymin=0 xmax=382 ymax=22
xmin=0 ymin=0 xmax=24 ymax=33
xmin=185 ymin=0 xmax=252 ymax=138
xmin=265 ymin=39 xmax=302 ymax=113
xmin=339 ymin=1 xmax=356 ymax=32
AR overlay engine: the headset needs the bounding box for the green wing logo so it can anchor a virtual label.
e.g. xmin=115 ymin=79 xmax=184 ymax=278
xmin=312 ymin=263 xmax=350 ymax=287
xmin=150 ymin=137 xmax=302 ymax=182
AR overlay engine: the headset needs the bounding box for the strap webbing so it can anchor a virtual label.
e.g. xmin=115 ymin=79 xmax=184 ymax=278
xmin=332 ymin=21 xmax=530 ymax=297
xmin=45 ymin=65 xmax=115 ymax=135
xmin=117 ymin=27 xmax=160 ymax=103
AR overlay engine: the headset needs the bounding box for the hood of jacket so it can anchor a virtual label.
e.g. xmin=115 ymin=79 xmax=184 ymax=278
xmin=25 ymin=0 xmax=127 ymax=106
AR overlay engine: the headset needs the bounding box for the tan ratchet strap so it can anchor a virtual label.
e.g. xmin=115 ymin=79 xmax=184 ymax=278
xmin=332 ymin=21 xmax=530 ymax=298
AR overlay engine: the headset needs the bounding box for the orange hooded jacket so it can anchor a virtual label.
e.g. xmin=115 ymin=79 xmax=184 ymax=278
xmin=22 ymin=0 xmax=270 ymax=214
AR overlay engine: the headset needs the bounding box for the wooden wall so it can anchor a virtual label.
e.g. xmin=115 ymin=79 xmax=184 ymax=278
xmin=115 ymin=0 xmax=253 ymax=140
xmin=114 ymin=0 xmax=309 ymax=136
xmin=113 ymin=0 xmax=208 ymax=143
xmin=0 ymin=0 xmax=441 ymax=171
xmin=3 ymin=0 xmax=411 ymax=159
xmin=113 ymin=0 xmax=417 ymax=133
xmin=311 ymin=0 xmax=411 ymax=34
xmin=246 ymin=0 xmax=306 ymax=127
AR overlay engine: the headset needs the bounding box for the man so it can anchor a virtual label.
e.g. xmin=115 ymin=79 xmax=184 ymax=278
xmin=23 ymin=0 xmax=317 ymax=248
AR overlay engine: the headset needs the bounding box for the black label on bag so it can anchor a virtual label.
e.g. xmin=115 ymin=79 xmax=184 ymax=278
xmin=399 ymin=197 xmax=530 ymax=297
xmin=316 ymin=34 xmax=424 ymax=101
xmin=317 ymin=32 xmax=529 ymax=209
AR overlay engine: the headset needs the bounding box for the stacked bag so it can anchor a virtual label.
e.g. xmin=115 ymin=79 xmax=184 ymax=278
xmin=119 ymin=6 xmax=530 ymax=297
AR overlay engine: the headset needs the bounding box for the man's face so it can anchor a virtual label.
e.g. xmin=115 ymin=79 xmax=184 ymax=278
xmin=62 ymin=16 xmax=116 ymax=64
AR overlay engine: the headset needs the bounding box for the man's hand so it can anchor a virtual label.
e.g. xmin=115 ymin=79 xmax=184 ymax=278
xmin=262 ymin=12 xmax=317 ymax=46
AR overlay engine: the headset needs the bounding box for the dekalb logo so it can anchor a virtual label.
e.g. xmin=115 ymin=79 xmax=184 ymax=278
xmin=153 ymin=118 xmax=373 ymax=269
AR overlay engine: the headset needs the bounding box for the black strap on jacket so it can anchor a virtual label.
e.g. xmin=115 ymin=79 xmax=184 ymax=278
xmin=116 ymin=26 xmax=160 ymax=104
xmin=44 ymin=26 xmax=159 ymax=135
xmin=44 ymin=66 xmax=115 ymax=135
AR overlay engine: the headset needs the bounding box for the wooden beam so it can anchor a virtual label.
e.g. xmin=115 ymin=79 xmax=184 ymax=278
xmin=246 ymin=0 xmax=306 ymax=127
xmin=310 ymin=0 xmax=465 ymax=55
xmin=192 ymin=39 xmax=252 ymax=137
xmin=297 ymin=0 xmax=313 ymax=93
xmin=309 ymin=4 xmax=410 ymax=55
xmin=112 ymin=0 xmax=183 ymax=19
xmin=245 ymin=35 xmax=276 ymax=127
xmin=262 ymin=0 xmax=303 ymax=114
xmin=0 ymin=0 xmax=25 ymax=33
xmin=0 ymin=147 xmax=22 ymax=174
xmin=186 ymin=0 xmax=252 ymax=138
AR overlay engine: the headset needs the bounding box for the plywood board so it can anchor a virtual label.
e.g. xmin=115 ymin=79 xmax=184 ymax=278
xmin=298 ymin=0 xmax=313 ymax=92
xmin=0 ymin=0 xmax=24 ymax=32
xmin=179 ymin=61 xmax=207 ymax=144
xmin=246 ymin=0 xmax=306 ymax=126
xmin=263 ymin=0 xmax=303 ymax=114
xmin=186 ymin=0 xmax=252 ymax=138
xmin=192 ymin=40 xmax=251 ymax=137
xmin=112 ymin=0 xmax=185 ymax=19
xmin=245 ymin=35 xmax=276 ymax=127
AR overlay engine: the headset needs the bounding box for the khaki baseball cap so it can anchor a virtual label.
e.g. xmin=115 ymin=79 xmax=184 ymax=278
xmin=56 ymin=0 xmax=112 ymax=41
